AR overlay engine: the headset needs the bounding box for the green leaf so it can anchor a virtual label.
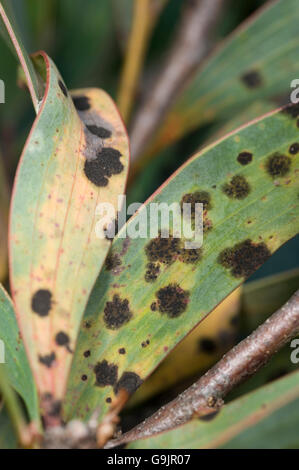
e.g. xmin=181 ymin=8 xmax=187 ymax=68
xmin=64 ymin=102 xmax=299 ymax=422
xmin=146 ymin=0 xmax=299 ymax=158
xmin=9 ymin=52 xmax=130 ymax=416
xmin=0 ymin=405 xmax=18 ymax=449
xmin=0 ymin=152 xmax=9 ymax=282
xmin=0 ymin=283 xmax=39 ymax=423
xmin=127 ymin=370 xmax=299 ymax=449
xmin=0 ymin=0 xmax=43 ymax=112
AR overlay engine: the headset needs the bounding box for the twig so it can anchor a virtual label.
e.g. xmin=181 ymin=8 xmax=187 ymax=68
xmin=106 ymin=288 xmax=299 ymax=447
xmin=117 ymin=0 xmax=168 ymax=123
xmin=129 ymin=0 xmax=225 ymax=162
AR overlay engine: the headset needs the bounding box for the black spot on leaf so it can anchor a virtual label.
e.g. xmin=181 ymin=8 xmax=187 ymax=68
xmin=281 ymin=102 xmax=299 ymax=119
xmin=241 ymin=70 xmax=262 ymax=88
xmin=266 ymin=153 xmax=291 ymax=178
xmin=83 ymin=350 xmax=91 ymax=358
xmin=145 ymin=262 xmax=160 ymax=282
xmin=39 ymin=352 xmax=56 ymax=368
xmin=145 ymin=234 xmax=181 ymax=265
xmin=32 ymin=290 xmax=52 ymax=317
xmin=81 ymin=375 xmax=88 ymax=381
xmin=237 ymin=151 xmax=253 ymax=165
xmin=58 ymin=80 xmax=68 ymax=97
xmin=118 ymin=348 xmax=126 ymax=355
xmin=86 ymin=125 xmax=112 ymax=139
xmin=72 ymin=95 xmax=91 ymax=111
xmin=55 ymin=331 xmax=70 ymax=347
xmin=289 ymin=143 xmax=299 ymax=155
xmin=179 ymin=248 xmax=202 ymax=264
xmin=155 ymin=284 xmax=189 ymax=318
xmin=218 ymin=239 xmax=271 ymax=278
xmin=222 ymin=175 xmax=250 ymax=199
xmin=105 ymin=253 xmax=122 ymax=271
xmin=84 ymin=147 xmax=124 ymax=187
xmin=114 ymin=372 xmax=143 ymax=396
xmin=94 ymin=360 xmax=118 ymax=387
xmin=104 ymin=295 xmax=132 ymax=329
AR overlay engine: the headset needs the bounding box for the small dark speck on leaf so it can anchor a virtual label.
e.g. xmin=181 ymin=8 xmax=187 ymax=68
xmin=241 ymin=70 xmax=262 ymax=88
xmin=84 ymin=350 xmax=91 ymax=358
xmin=86 ymin=125 xmax=112 ymax=139
xmin=114 ymin=372 xmax=143 ymax=396
xmin=237 ymin=151 xmax=253 ymax=165
xmin=32 ymin=289 xmax=52 ymax=317
xmin=72 ymin=95 xmax=91 ymax=111
xmin=39 ymin=352 xmax=56 ymax=368
xmin=289 ymin=143 xmax=299 ymax=155
xmin=58 ymin=80 xmax=68 ymax=97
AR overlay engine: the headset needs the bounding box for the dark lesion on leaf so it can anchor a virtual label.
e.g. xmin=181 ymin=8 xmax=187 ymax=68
xmin=114 ymin=371 xmax=143 ymax=396
xmin=58 ymin=80 xmax=68 ymax=97
xmin=155 ymin=283 xmax=190 ymax=318
xmin=72 ymin=95 xmax=91 ymax=111
xmin=237 ymin=151 xmax=253 ymax=165
xmin=266 ymin=153 xmax=291 ymax=178
xmin=241 ymin=70 xmax=263 ymax=88
xmin=84 ymin=147 xmax=124 ymax=187
xmin=86 ymin=125 xmax=112 ymax=139
xmin=39 ymin=352 xmax=56 ymax=368
xmin=222 ymin=175 xmax=250 ymax=199
xmin=104 ymin=294 xmax=133 ymax=329
xmin=94 ymin=360 xmax=118 ymax=387
xmin=289 ymin=143 xmax=299 ymax=155
xmin=218 ymin=239 xmax=271 ymax=278
xmin=31 ymin=289 xmax=53 ymax=317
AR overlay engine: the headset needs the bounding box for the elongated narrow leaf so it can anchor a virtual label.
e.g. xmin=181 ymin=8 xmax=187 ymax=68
xmin=0 ymin=0 xmax=43 ymax=111
xmin=64 ymin=102 xmax=299 ymax=422
xmin=0 ymin=284 xmax=39 ymax=422
xmin=144 ymin=0 xmax=299 ymax=158
xmin=129 ymin=288 xmax=240 ymax=408
xmin=128 ymin=370 xmax=299 ymax=449
xmin=0 ymin=405 xmax=17 ymax=449
xmin=0 ymin=152 xmax=9 ymax=282
xmin=9 ymin=52 xmax=130 ymax=417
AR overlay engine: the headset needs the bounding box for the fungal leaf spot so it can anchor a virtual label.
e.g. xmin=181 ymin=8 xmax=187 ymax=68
xmin=218 ymin=239 xmax=271 ymax=278
xmin=86 ymin=125 xmax=112 ymax=139
xmin=39 ymin=352 xmax=56 ymax=368
xmin=237 ymin=151 xmax=253 ymax=165
xmin=104 ymin=295 xmax=132 ymax=330
xmin=266 ymin=153 xmax=291 ymax=178
xmin=241 ymin=70 xmax=262 ymax=88
xmin=114 ymin=372 xmax=143 ymax=396
xmin=222 ymin=175 xmax=250 ymax=199
xmin=84 ymin=147 xmax=124 ymax=187
xmin=155 ymin=284 xmax=190 ymax=318
xmin=72 ymin=95 xmax=91 ymax=111
xmin=31 ymin=289 xmax=52 ymax=317
xmin=94 ymin=360 xmax=118 ymax=387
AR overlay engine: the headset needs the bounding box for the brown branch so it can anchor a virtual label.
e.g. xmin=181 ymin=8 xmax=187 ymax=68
xmin=106 ymin=288 xmax=299 ymax=447
xmin=129 ymin=0 xmax=225 ymax=162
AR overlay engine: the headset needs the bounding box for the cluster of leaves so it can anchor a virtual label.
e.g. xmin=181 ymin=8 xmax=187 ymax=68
xmin=0 ymin=0 xmax=298 ymax=449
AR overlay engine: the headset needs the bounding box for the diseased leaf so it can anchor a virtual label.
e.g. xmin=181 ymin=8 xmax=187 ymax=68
xmin=127 ymin=370 xmax=299 ymax=449
xmin=0 ymin=0 xmax=43 ymax=112
xmin=9 ymin=52 xmax=130 ymax=419
xmin=129 ymin=288 xmax=240 ymax=408
xmin=0 ymin=284 xmax=39 ymax=423
xmin=64 ymin=102 xmax=299 ymax=422
xmin=143 ymin=0 xmax=299 ymax=159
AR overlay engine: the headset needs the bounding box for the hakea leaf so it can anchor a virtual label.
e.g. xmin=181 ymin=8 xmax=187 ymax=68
xmin=9 ymin=52 xmax=130 ymax=423
xmin=0 ymin=284 xmax=39 ymax=423
xmin=64 ymin=102 xmax=299 ymax=422
xmin=142 ymin=0 xmax=299 ymax=160
xmin=127 ymin=370 xmax=299 ymax=449
xmin=0 ymin=0 xmax=43 ymax=112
